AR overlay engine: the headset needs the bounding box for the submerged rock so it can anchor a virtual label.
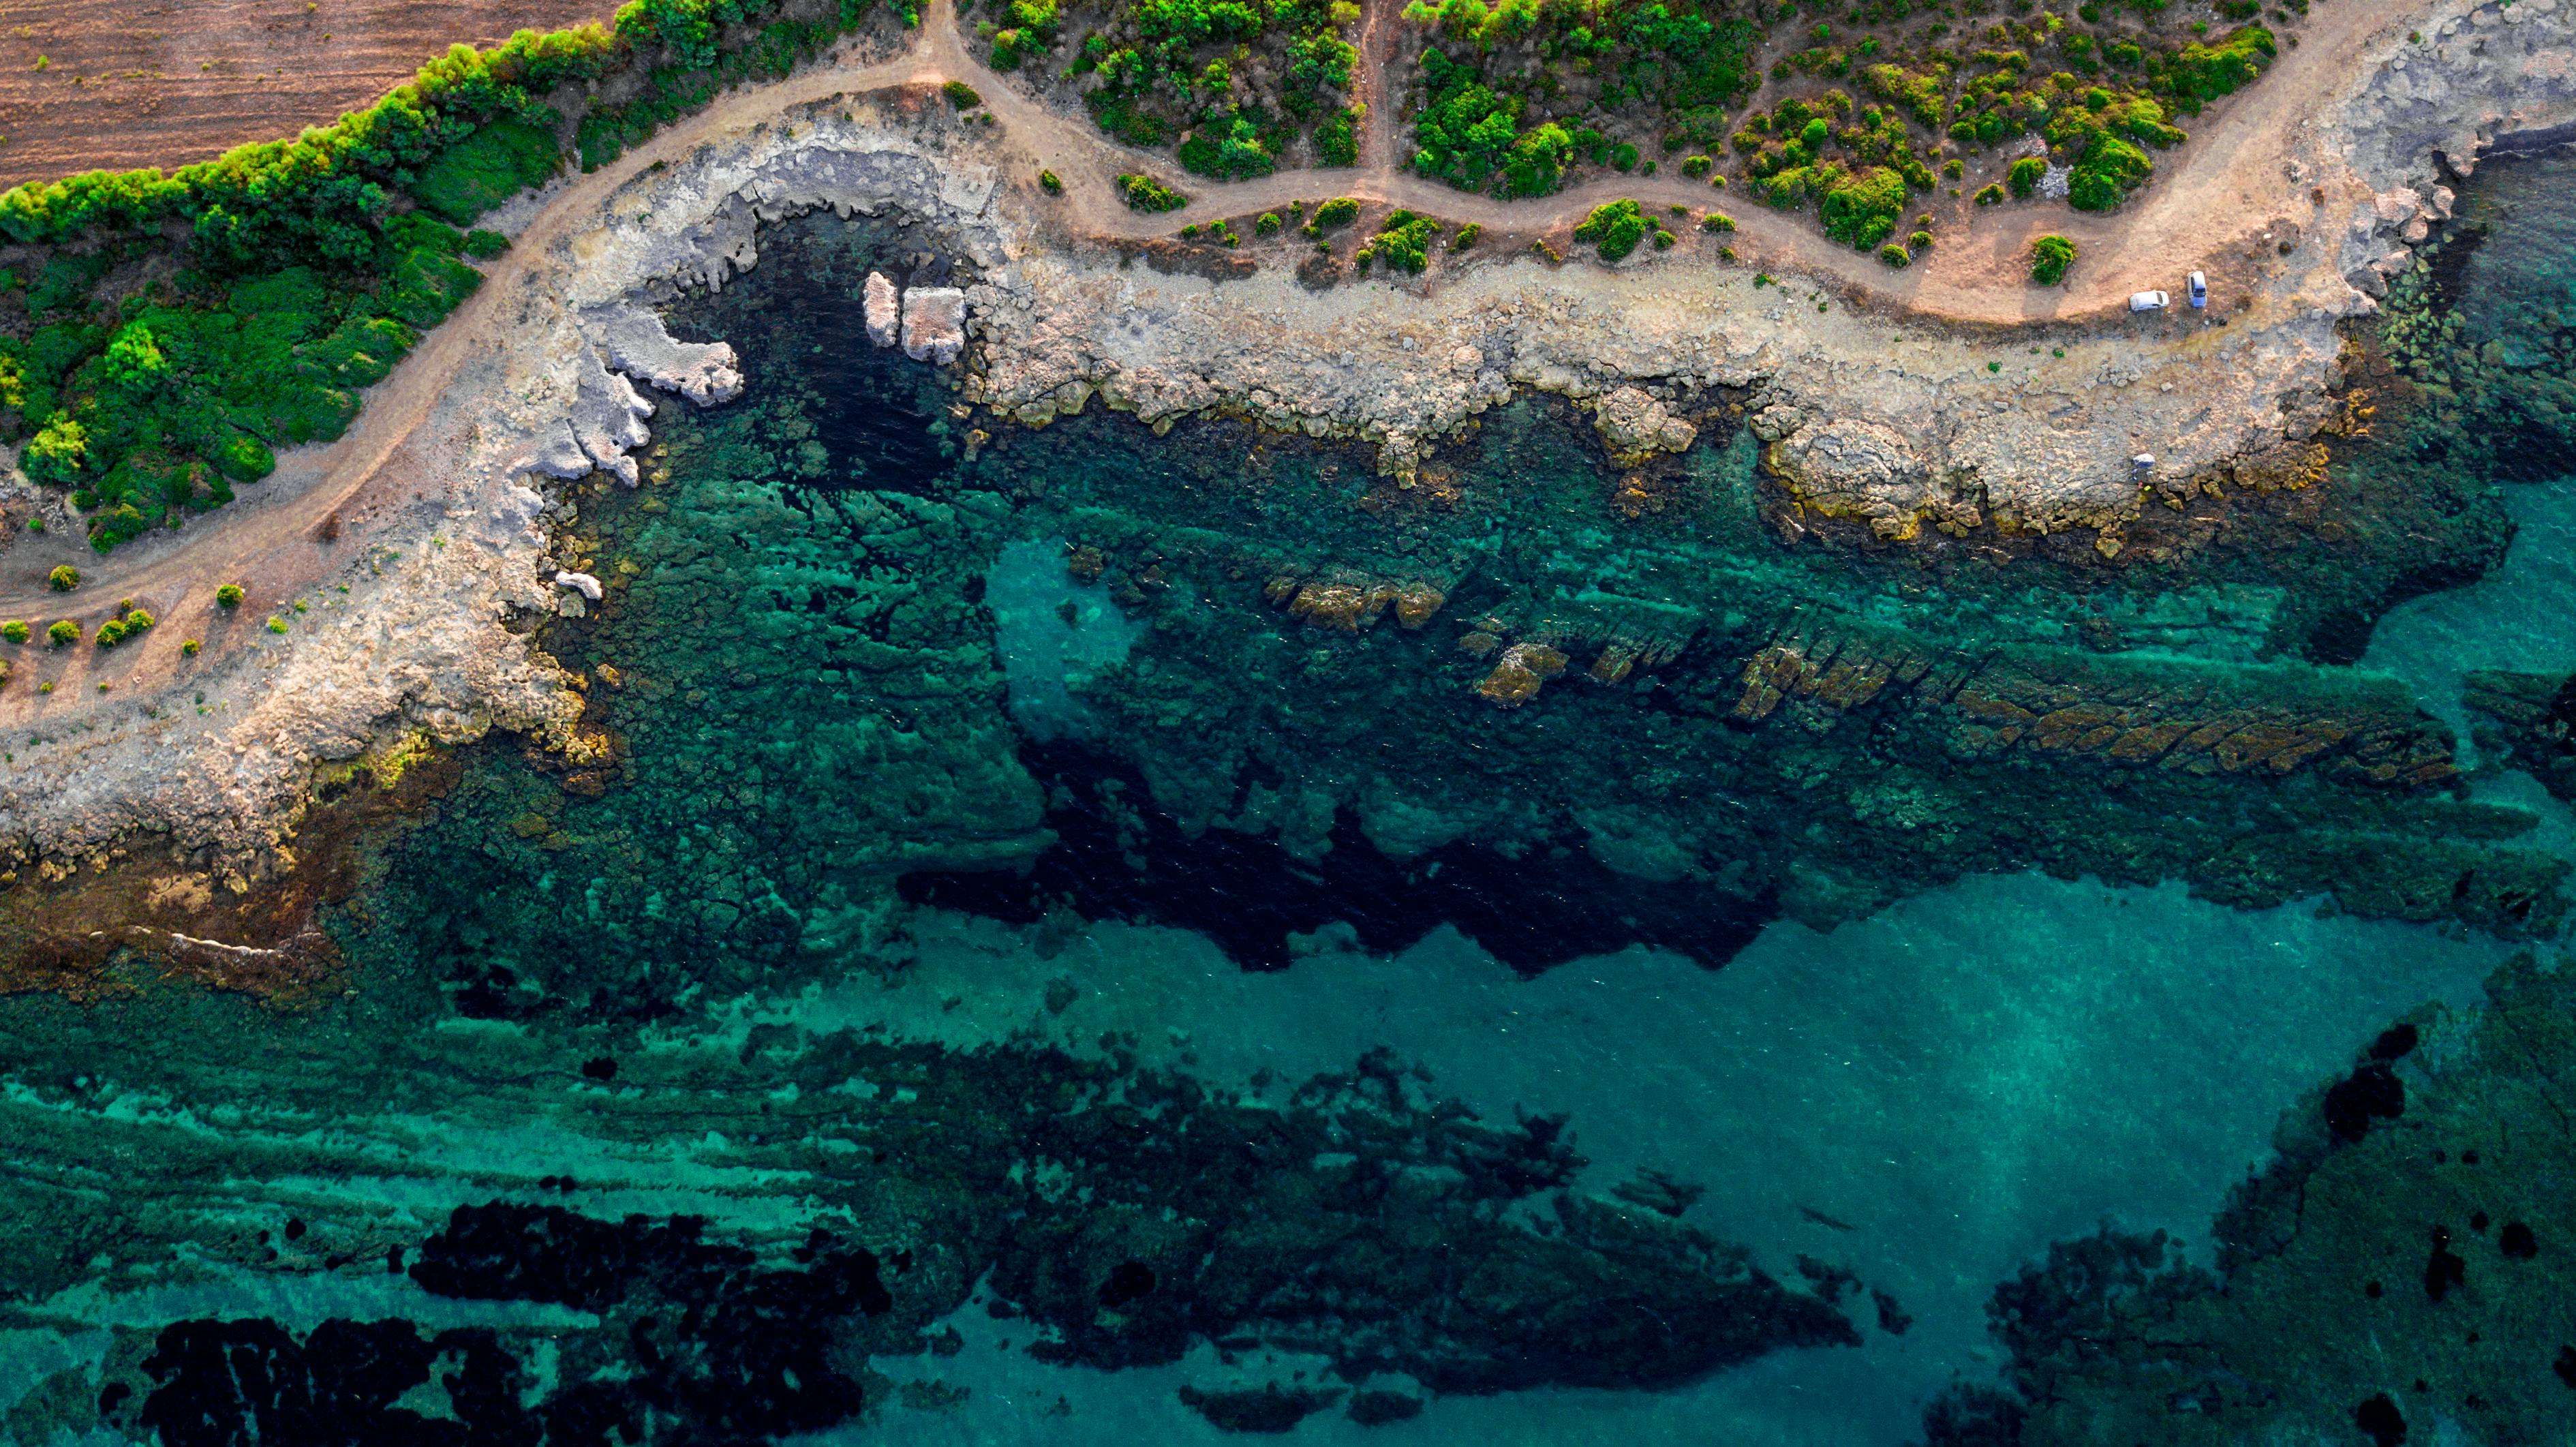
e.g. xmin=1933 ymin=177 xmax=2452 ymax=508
xmin=1476 ymin=642 xmax=1571 ymax=707
xmin=1178 ymin=1384 xmax=1344 ymax=1433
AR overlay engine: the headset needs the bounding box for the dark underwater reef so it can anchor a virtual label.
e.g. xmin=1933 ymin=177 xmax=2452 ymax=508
xmin=15 ymin=1030 xmax=1861 ymax=1443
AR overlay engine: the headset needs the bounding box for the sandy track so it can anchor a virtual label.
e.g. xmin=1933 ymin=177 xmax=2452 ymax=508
xmin=1352 ymin=0 xmax=1398 ymax=172
xmin=0 ymin=0 xmax=2427 ymax=693
xmin=0 ymin=0 xmax=614 ymax=192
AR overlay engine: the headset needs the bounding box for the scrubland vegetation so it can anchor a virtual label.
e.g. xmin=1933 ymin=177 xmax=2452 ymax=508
xmin=1389 ymin=0 xmax=2288 ymax=258
xmin=995 ymin=0 xmax=1365 ymax=178
xmin=0 ymin=0 xmax=890 ymax=551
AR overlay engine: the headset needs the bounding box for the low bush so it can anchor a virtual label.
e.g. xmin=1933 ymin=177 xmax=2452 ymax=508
xmin=1115 ymin=172 xmax=1188 ymax=212
xmin=216 ymin=583 xmax=244 ymax=608
xmin=1255 ymin=211 xmax=1281 ymax=234
xmin=1974 ymin=183 xmax=2006 ymax=205
xmin=1907 ymin=229 xmax=1932 ymax=252
xmin=46 ymin=565 xmax=77 ymax=592
xmin=1702 ymin=211 xmax=1736 ymax=232
xmin=1313 ymin=196 xmax=1359 ymax=227
xmin=416 ymin=119 xmax=560 ymax=225
xmin=46 ymin=620 xmax=76 ymax=647
xmin=1452 ymin=222 xmax=1480 ymax=249
xmin=266 ymin=616 xmax=290 ymax=634
xmin=1038 ymin=168 xmax=1063 ymax=195
xmin=94 ymin=618 xmax=125 ymax=648
xmin=0 ymin=620 xmax=25 ymax=643
xmin=182 ymin=639 xmax=201 ymax=656
xmin=942 ymin=79 xmax=983 ymax=109
xmin=1878 ymin=242 xmax=1910 ymax=267
xmin=2068 ymin=132 xmax=2151 ymax=211
xmin=463 ymin=228 xmax=508 ymax=258
xmin=1315 ymin=107 xmax=1362 ymax=167
xmin=1367 ymin=209 xmax=1441 ymax=273
xmin=2031 ymin=233 xmax=2078 ymax=285
xmin=1818 ymin=165 xmax=1907 ymax=249
xmin=1572 ymin=198 xmax=1649 ymax=262
xmin=2007 ymin=156 xmax=2047 ymax=197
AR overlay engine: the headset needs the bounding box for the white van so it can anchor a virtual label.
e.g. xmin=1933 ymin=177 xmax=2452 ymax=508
xmin=2129 ymin=290 xmax=2169 ymax=312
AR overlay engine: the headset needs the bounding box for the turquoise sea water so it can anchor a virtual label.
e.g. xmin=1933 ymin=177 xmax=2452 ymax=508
xmin=5 ymin=155 xmax=2576 ymax=1447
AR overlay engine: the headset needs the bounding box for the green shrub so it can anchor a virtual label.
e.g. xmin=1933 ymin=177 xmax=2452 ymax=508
xmin=124 ymin=608 xmax=153 ymax=631
xmin=1038 ymin=168 xmax=1063 ymax=195
xmin=415 ymin=119 xmax=561 ymax=225
xmin=1652 ymin=228 xmax=1676 ymax=250
xmin=463 ymin=228 xmax=508 ymax=258
xmin=1819 ymin=166 xmax=1907 ymax=249
xmin=1371 ymin=211 xmax=1441 ymax=273
xmin=2007 ymin=156 xmax=2047 ymax=198
xmin=1313 ymin=196 xmax=1358 ymax=227
xmin=183 ymin=639 xmax=201 ymax=656
xmin=1572 ymin=198 xmax=1649 ymax=262
xmin=46 ymin=620 xmax=75 ymax=647
xmin=1451 ymin=222 xmax=1480 ymax=249
xmin=1178 ymin=114 xmax=1278 ymax=180
xmin=1702 ymin=211 xmax=1736 ymax=232
xmin=1610 ymin=142 xmax=1640 ymax=172
xmin=1315 ymin=107 xmax=1362 ymax=167
xmin=2165 ymin=25 xmax=2275 ymax=102
xmin=1115 ymin=172 xmax=1188 ymax=212
xmin=1974 ymin=183 xmax=2006 ymax=205
xmin=1878 ymin=242 xmax=1910 ymax=268
xmin=2031 ymin=233 xmax=2078 ymax=286
xmin=46 ymin=565 xmax=77 ymax=592
xmin=1255 ymin=211 xmax=1281 ymax=235
xmin=0 ymin=620 xmax=25 ymax=643
xmin=1907 ymin=230 xmax=1933 ymax=252
xmin=267 ymin=616 xmax=290 ymax=635
xmin=2068 ymin=132 xmax=2151 ymax=211
xmin=94 ymin=619 xmax=125 ymax=648
xmin=1681 ymin=154 xmax=1712 ymax=178
xmin=216 ymin=583 xmax=245 ymax=608
xmin=942 ymin=79 xmax=983 ymax=109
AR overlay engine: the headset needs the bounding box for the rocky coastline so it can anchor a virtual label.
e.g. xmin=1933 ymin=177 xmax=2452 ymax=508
xmin=0 ymin=0 xmax=2564 ymax=962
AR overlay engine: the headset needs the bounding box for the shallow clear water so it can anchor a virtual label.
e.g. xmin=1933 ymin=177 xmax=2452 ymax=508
xmin=5 ymin=151 xmax=2576 ymax=1447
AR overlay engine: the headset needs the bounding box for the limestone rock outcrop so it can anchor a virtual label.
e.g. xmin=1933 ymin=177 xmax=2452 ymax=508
xmin=1591 ymin=386 xmax=1697 ymax=464
xmin=1768 ymin=420 xmax=1936 ymax=541
xmin=902 ymin=286 xmax=968 ymax=365
xmin=864 ymin=271 xmax=900 ymax=347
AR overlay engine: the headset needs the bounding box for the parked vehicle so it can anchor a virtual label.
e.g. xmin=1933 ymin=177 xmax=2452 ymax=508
xmin=2188 ymin=271 xmax=2209 ymax=309
xmin=2130 ymin=290 xmax=2169 ymax=312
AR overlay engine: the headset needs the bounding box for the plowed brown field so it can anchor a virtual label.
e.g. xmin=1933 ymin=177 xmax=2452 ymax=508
xmin=0 ymin=0 xmax=609 ymax=190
